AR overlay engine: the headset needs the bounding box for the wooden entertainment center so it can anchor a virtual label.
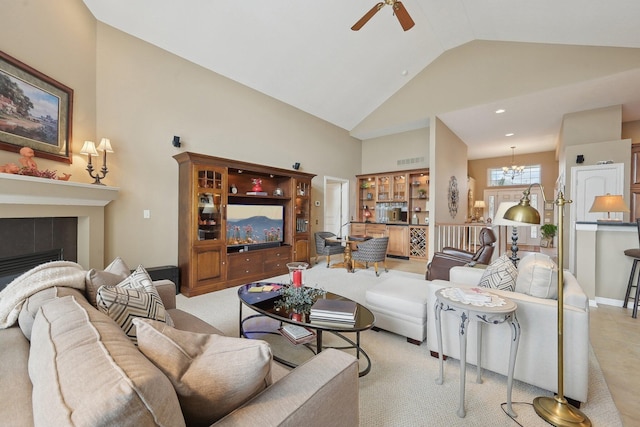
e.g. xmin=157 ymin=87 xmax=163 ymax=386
xmin=174 ymin=152 xmax=315 ymax=296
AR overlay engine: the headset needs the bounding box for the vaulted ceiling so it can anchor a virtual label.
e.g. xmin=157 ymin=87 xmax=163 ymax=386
xmin=82 ymin=0 xmax=640 ymax=159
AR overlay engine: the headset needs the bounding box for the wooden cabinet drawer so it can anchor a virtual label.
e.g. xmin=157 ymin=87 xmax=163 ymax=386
xmin=227 ymin=252 xmax=264 ymax=279
xmin=264 ymin=256 xmax=291 ymax=274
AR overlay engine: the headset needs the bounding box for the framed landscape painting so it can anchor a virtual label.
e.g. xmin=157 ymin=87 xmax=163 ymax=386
xmin=0 ymin=50 xmax=73 ymax=163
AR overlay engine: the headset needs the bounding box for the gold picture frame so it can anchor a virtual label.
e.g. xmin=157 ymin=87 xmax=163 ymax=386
xmin=0 ymin=50 xmax=73 ymax=163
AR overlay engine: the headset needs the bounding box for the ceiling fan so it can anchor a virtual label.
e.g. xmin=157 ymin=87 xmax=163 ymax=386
xmin=351 ymin=0 xmax=415 ymax=32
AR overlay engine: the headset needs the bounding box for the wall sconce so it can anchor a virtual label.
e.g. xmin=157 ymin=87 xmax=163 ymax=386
xmin=80 ymin=138 xmax=113 ymax=185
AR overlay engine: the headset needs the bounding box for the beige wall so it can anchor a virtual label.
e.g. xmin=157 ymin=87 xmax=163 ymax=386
xmin=1 ymin=0 xmax=361 ymax=268
xmin=0 ymin=0 xmax=97 ymax=179
xmin=622 ymin=119 xmax=640 ymax=144
xmin=468 ymin=151 xmax=558 ymax=202
xmin=432 ymin=118 xmax=468 ymax=225
xmin=360 ymin=128 xmax=429 ymax=174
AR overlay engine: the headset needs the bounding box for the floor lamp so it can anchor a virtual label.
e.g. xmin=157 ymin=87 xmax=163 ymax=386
xmin=492 ymin=201 xmax=524 ymax=266
xmin=504 ymin=184 xmax=591 ymax=427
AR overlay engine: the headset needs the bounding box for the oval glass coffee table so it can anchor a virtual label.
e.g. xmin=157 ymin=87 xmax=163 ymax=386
xmin=238 ymin=282 xmax=375 ymax=376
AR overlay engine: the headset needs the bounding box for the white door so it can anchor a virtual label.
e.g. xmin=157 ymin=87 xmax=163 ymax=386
xmin=324 ymin=177 xmax=350 ymax=238
xmin=569 ymin=163 xmax=625 ymax=272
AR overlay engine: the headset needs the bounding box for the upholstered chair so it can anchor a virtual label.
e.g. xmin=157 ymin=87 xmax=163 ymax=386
xmin=314 ymin=232 xmax=346 ymax=267
xmin=351 ymin=237 xmax=389 ymax=276
xmin=425 ymin=227 xmax=497 ymax=281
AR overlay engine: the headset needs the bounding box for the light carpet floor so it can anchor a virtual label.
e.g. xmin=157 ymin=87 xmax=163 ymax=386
xmin=177 ymin=264 xmax=621 ymax=426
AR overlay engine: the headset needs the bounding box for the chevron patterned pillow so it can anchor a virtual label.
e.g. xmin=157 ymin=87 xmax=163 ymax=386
xmin=478 ymin=254 xmax=518 ymax=292
xmin=96 ymin=265 xmax=172 ymax=344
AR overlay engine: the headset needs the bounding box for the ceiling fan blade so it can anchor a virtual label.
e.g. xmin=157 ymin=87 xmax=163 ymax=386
xmin=393 ymin=1 xmax=415 ymax=31
xmin=351 ymin=2 xmax=385 ymax=31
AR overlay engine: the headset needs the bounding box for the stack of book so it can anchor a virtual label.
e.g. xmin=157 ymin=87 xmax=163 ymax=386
xmin=279 ymin=324 xmax=315 ymax=345
xmin=309 ymin=299 xmax=357 ymax=325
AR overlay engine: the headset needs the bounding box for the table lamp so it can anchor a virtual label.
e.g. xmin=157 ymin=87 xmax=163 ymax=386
xmin=588 ymin=193 xmax=629 ymax=222
xmin=504 ymin=184 xmax=591 ymax=427
xmin=492 ymin=201 xmax=527 ymax=266
xmin=473 ymin=200 xmax=486 ymax=221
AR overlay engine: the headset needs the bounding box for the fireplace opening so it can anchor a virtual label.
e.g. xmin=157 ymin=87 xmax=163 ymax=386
xmin=0 ymin=217 xmax=77 ymax=262
xmin=0 ymin=248 xmax=64 ymax=290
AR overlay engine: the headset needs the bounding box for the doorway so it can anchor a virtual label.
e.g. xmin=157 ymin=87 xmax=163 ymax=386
xmin=324 ymin=177 xmax=350 ymax=238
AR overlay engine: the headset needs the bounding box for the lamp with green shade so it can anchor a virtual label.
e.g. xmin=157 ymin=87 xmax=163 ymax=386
xmin=504 ymin=183 xmax=591 ymax=427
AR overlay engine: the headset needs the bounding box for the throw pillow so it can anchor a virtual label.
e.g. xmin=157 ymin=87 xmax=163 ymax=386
xmin=96 ymin=265 xmax=172 ymax=344
xmin=515 ymin=253 xmax=558 ymax=299
xmin=85 ymin=256 xmax=130 ymax=307
xmin=478 ymin=254 xmax=518 ymax=292
xmin=133 ymin=318 xmax=273 ymax=427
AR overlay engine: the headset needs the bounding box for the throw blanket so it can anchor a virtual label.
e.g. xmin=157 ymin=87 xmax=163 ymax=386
xmin=0 ymin=261 xmax=86 ymax=329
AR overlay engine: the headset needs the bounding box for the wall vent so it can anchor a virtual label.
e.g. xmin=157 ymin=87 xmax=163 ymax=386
xmin=397 ymin=156 xmax=425 ymax=166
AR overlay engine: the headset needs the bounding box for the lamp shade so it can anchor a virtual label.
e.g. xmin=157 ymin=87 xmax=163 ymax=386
xmin=492 ymin=202 xmax=522 ymax=226
xmin=589 ymin=194 xmax=629 ymax=214
xmin=79 ymin=141 xmax=98 ymax=156
xmin=504 ymin=199 xmax=541 ymax=225
xmin=97 ymin=138 xmax=114 ymax=153
xmin=473 ymin=200 xmax=486 ymax=209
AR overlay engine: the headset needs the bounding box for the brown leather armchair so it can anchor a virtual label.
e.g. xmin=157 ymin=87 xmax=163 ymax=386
xmin=425 ymin=227 xmax=497 ymax=281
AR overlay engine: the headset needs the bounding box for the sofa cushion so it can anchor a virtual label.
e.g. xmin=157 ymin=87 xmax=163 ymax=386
xmin=85 ymin=256 xmax=130 ymax=307
xmin=96 ymin=265 xmax=173 ymax=344
xmin=478 ymin=254 xmax=518 ymax=292
xmin=29 ymin=295 xmax=185 ymax=427
xmin=18 ymin=286 xmax=85 ymax=340
xmin=134 ymin=318 xmax=272 ymax=427
xmin=515 ymin=253 xmax=558 ymax=299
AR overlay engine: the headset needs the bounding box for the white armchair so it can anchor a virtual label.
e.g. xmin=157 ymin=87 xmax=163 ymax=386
xmin=426 ymin=265 xmax=590 ymax=404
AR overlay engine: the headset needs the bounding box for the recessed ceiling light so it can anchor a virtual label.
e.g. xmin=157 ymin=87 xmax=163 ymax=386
xmin=495 ymin=109 xmax=506 ymax=114
xmin=505 ymin=133 xmax=514 ymax=137
xmin=401 ymin=70 xmax=408 ymax=76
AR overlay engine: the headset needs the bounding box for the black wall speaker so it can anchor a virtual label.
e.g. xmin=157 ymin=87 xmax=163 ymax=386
xmin=576 ymin=154 xmax=584 ymax=164
xmin=172 ymin=136 xmax=181 ymax=148
xmin=292 ymin=162 xmax=300 ymax=170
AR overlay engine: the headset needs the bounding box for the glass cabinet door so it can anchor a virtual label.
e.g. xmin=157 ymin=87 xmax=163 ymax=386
xmin=377 ymin=176 xmax=390 ymax=201
xmin=196 ymin=168 xmax=224 ymax=241
xmin=295 ymin=180 xmax=310 ymax=234
xmin=392 ymin=174 xmax=407 ymax=201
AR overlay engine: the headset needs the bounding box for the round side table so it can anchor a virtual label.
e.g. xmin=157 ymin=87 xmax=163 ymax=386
xmin=434 ymin=287 xmax=520 ymax=418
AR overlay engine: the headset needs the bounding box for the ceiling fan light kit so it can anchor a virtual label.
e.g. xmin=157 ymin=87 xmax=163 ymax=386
xmin=351 ymin=0 xmax=415 ymax=31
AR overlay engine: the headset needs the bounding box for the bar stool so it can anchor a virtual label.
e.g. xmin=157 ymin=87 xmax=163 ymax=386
xmin=623 ymin=219 xmax=640 ymax=318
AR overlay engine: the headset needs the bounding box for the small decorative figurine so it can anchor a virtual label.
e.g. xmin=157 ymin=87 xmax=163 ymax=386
xmin=19 ymin=147 xmax=37 ymax=170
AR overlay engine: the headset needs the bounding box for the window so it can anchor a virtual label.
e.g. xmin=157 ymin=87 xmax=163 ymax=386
xmin=488 ymin=165 xmax=541 ymax=187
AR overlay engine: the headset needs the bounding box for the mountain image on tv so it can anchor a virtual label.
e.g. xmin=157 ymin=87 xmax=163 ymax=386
xmin=227 ymin=205 xmax=284 ymax=245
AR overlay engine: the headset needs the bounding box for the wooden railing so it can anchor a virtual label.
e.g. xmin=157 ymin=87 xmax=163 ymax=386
xmin=433 ymin=223 xmax=489 ymax=253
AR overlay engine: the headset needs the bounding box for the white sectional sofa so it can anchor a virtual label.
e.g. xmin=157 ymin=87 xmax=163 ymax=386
xmin=426 ymin=265 xmax=590 ymax=404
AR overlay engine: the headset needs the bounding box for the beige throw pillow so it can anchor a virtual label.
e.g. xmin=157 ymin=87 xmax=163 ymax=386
xmin=515 ymin=253 xmax=558 ymax=299
xmin=134 ymin=318 xmax=273 ymax=427
xmin=85 ymin=257 xmax=130 ymax=307
xmin=478 ymin=253 xmax=518 ymax=292
xmin=96 ymin=265 xmax=172 ymax=344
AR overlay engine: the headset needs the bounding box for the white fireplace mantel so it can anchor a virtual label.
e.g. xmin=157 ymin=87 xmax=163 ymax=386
xmin=0 ymin=173 xmax=118 ymax=206
xmin=0 ymin=173 xmax=119 ymax=269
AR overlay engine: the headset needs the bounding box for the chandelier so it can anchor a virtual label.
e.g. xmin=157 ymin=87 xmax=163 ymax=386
xmin=502 ymin=146 xmax=525 ymax=180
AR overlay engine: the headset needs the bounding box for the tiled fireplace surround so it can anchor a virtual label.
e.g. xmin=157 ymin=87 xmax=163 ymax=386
xmin=0 ymin=174 xmax=118 ymax=269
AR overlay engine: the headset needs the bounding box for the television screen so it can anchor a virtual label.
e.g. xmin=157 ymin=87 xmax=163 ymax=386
xmin=227 ymin=204 xmax=284 ymax=246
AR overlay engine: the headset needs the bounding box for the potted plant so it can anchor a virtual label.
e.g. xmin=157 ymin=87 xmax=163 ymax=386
xmin=540 ymin=224 xmax=558 ymax=247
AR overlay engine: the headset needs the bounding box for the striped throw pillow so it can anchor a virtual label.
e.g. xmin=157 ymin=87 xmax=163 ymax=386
xmin=96 ymin=265 xmax=172 ymax=344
